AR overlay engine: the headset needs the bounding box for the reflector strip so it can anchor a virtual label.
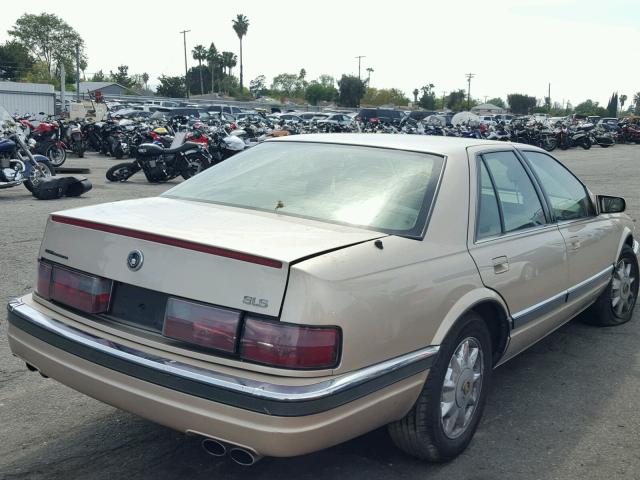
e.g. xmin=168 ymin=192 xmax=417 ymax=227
xmin=51 ymin=215 xmax=283 ymax=269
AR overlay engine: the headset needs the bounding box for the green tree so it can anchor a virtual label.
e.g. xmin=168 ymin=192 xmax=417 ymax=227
xmin=141 ymin=72 xmax=149 ymax=91
xmin=0 ymin=41 xmax=34 ymax=80
xmin=447 ymin=89 xmax=467 ymax=111
xmin=221 ymin=51 xmax=237 ymax=77
xmin=507 ymin=93 xmax=537 ymax=114
xmin=207 ymin=43 xmax=220 ymax=94
xmin=337 ymin=74 xmax=365 ymax=107
xmin=620 ymin=94 xmax=627 ymax=111
xmin=156 ymin=75 xmax=186 ymax=98
xmin=90 ymin=70 xmax=105 ymax=82
xmin=9 ymin=13 xmax=86 ymax=78
xmin=110 ymin=65 xmax=134 ymax=88
xmin=192 ymin=44 xmax=208 ymax=95
xmin=271 ymin=72 xmax=298 ymax=98
xmin=574 ymin=99 xmax=607 ymax=117
xmin=362 ymin=87 xmax=409 ymax=106
xmin=249 ymin=75 xmax=266 ymax=98
xmin=412 ymin=88 xmax=419 ymax=103
xmin=606 ymin=92 xmax=618 ymax=117
xmin=418 ymin=84 xmax=436 ymax=110
xmin=318 ymin=75 xmax=335 ymax=88
xmin=487 ymin=97 xmax=506 ymax=108
xmin=232 ymin=14 xmax=249 ymax=92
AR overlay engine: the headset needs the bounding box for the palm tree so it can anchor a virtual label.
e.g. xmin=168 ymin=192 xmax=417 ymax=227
xmin=620 ymin=94 xmax=628 ymax=111
xmin=366 ymin=67 xmax=374 ymax=86
xmin=221 ymin=51 xmax=237 ymax=78
xmin=192 ymin=44 xmax=207 ymax=95
xmin=413 ymin=88 xmax=419 ymax=103
xmin=232 ymin=14 xmax=249 ymax=92
xmin=634 ymin=92 xmax=640 ymax=114
xmin=142 ymin=72 xmax=150 ymax=91
xmin=207 ymin=43 xmax=219 ymax=94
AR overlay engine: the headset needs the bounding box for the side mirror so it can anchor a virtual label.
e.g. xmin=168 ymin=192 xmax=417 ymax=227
xmin=598 ymin=195 xmax=626 ymax=214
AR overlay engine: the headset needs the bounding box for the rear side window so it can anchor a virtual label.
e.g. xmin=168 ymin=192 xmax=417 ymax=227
xmin=521 ymin=151 xmax=594 ymax=221
xmin=481 ymin=151 xmax=546 ymax=234
xmin=477 ymin=161 xmax=502 ymax=239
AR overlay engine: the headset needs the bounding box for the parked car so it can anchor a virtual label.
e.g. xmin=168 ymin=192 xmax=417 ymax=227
xmin=7 ymin=135 xmax=637 ymax=464
xmin=207 ymin=104 xmax=244 ymax=116
xmin=316 ymin=113 xmax=353 ymax=126
xmin=356 ymin=108 xmax=404 ymax=125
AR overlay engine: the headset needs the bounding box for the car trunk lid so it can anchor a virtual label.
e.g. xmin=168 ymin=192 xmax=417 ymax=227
xmin=40 ymin=197 xmax=384 ymax=317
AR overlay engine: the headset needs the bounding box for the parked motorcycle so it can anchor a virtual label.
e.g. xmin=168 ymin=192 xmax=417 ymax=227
xmin=0 ymin=108 xmax=55 ymax=192
xmin=60 ymin=119 xmax=86 ymax=157
xmin=105 ymin=133 xmax=213 ymax=183
xmin=20 ymin=117 xmax=67 ymax=167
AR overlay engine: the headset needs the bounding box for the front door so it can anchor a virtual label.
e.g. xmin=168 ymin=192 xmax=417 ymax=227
xmin=520 ymin=150 xmax=620 ymax=313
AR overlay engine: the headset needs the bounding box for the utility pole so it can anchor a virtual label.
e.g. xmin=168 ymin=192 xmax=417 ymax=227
xmin=483 ymin=95 xmax=488 ymax=104
xmin=355 ymin=55 xmax=366 ymax=80
xmin=180 ymin=29 xmax=191 ymax=98
xmin=442 ymin=91 xmax=447 ymax=111
xmin=75 ymin=44 xmax=81 ymax=103
xmin=548 ymin=82 xmax=551 ymax=113
xmin=465 ymin=73 xmax=475 ymax=110
xmin=60 ymin=63 xmax=66 ymax=115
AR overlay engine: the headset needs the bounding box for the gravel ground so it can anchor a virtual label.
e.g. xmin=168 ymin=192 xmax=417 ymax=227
xmin=1 ymin=145 xmax=640 ymax=480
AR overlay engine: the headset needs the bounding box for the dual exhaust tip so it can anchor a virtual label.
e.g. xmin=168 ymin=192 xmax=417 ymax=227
xmin=201 ymin=438 xmax=262 ymax=466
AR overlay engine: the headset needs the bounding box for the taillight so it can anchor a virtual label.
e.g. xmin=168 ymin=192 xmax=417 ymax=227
xmin=36 ymin=261 xmax=112 ymax=313
xmin=240 ymin=317 xmax=340 ymax=369
xmin=163 ymin=297 xmax=240 ymax=352
xmin=370 ymin=117 xmax=380 ymax=123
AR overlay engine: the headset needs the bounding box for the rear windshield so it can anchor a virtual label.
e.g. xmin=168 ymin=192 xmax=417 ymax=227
xmin=164 ymin=142 xmax=445 ymax=238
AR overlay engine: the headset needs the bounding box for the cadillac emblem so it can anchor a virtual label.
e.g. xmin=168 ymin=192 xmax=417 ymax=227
xmin=127 ymin=250 xmax=144 ymax=271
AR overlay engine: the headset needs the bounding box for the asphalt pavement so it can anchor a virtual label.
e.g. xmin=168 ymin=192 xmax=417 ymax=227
xmin=1 ymin=145 xmax=640 ymax=480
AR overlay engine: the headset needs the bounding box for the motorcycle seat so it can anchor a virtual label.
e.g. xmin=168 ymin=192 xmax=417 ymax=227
xmin=162 ymin=142 xmax=201 ymax=155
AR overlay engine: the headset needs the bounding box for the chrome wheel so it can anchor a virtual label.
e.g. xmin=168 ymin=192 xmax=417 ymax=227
xmin=29 ymin=163 xmax=52 ymax=187
xmin=611 ymin=259 xmax=636 ymax=317
xmin=440 ymin=337 xmax=484 ymax=439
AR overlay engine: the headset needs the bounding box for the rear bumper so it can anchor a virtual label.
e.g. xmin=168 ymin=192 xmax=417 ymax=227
xmin=7 ymin=296 xmax=437 ymax=457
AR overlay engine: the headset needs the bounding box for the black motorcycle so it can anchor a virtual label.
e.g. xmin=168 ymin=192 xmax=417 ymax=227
xmin=105 ymin=134 xmax=213 ymax=183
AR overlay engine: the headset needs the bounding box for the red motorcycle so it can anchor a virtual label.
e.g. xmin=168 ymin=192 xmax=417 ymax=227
xmin=620 ymin=122 xmax=640 ymax=144
xmin=20 ymin=118 xmax=68 ymax=167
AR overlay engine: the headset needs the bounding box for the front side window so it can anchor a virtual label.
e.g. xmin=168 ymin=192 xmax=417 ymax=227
xmin=164 ymin=142 xmax=445 ymax=238
xmin=522 ymin=151 xmax=594 ymax=221
xmin=482 ymin=151 xmax=546 ymax=233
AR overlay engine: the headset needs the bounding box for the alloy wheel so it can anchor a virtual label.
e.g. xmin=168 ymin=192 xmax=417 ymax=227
xmin=440 ymin=337 xmax=484 ymax=439
xmin=611 ymin=259 xmax=637 ymax=317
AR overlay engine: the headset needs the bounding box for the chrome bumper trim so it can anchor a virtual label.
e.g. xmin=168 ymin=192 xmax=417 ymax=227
xmin=7 ymin=299 xmax=438 ymax=414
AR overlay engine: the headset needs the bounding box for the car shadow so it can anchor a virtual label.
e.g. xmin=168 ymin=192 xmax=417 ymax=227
xmin=3 ymin=313 xmax=638 ymax=480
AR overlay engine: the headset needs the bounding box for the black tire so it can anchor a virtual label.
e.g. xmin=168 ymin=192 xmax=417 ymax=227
xmin=114 ymin=146 xmax=124 ymax=160
xmin=542 ymin=136 xmax=557 ymax=152
xmin=106 ymin=162 xmax=139 ymax=182
xmin=600 ymin=144 xmax=611 ymax=148
xmin=47 ymin=145 xmax=67 ymax=167
xmin=581 ymin=245 xmax=639 ymax=326
xmin=581 ymin=138 xmax=592 ymax=150
xmin=388 ymin=312 xmax=492 ymax=462
xmin=180 ymin=154 xmax=212 ymax=180
xmin=24 ymin=159 xmax=55 ymax=192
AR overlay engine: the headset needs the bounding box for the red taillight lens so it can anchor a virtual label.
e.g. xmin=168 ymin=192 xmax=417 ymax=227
xmin=370 ymin=117 xmax=380 ymax=123
xmin=240 ymin=318 xmax=340 ymax=369
xmin=163 ymin=297 xmax=240 ymax=352
xmin=39 ymin=262 xmax=112 ymax=313
xmin=36 ymin=261 xmax=53 ymax=299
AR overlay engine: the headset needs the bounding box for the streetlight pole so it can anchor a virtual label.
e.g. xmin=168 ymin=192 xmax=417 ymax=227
xmin=355 ymin=55 xmax=366 ymax=80
xmin=75 ymin=43 xmax=80 ymax=103
xmin=180 ymin=29 xmax=191 ymax=98
xmin=465 ymin=73 xmax=475 ymax=110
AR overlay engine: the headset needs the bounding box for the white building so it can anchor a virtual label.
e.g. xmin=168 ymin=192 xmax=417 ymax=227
xmin=471 ymin=103 xmax=506 ymax=115
xmin=0 ymin=81 xmax=55 ymax=115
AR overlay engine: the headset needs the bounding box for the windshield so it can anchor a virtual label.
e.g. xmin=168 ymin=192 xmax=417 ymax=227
xmin=163 ymin=142 xmax=444 ymax=237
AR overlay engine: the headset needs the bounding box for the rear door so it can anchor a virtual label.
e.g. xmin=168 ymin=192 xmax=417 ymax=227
xmin=520 ymin=150 xmax=619 ymax=311
xmin=467 ymin=147 xmax=569 ymax=359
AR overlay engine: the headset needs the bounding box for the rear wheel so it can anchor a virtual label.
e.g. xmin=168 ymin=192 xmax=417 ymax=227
xmin=180 ymin=154 xmax=212 ymax=180
xmin=24 ymin=159 xmax=55 ymax=192
xmin=106 ymin=162 xmax=139 ymax=182
xmin=581 ymin=245 xmax=638 ymax=326
xmin=581 ymin=137 xmax=592 ymax=149
xmin=388 ymin=312 xmax=492 ymax=462
xmin=47 ymin=145 xmax=67 ymax=167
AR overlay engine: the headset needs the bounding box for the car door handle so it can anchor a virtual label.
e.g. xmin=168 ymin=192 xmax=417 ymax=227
xmin=492 ymin=256 xmax=509 ymax=274
xmin=569 ymin=236 xmax=581 ymax=250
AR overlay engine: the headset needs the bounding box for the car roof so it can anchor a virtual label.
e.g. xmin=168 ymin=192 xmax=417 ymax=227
xmin=269 ymin=133 xmax=524 ymax=155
